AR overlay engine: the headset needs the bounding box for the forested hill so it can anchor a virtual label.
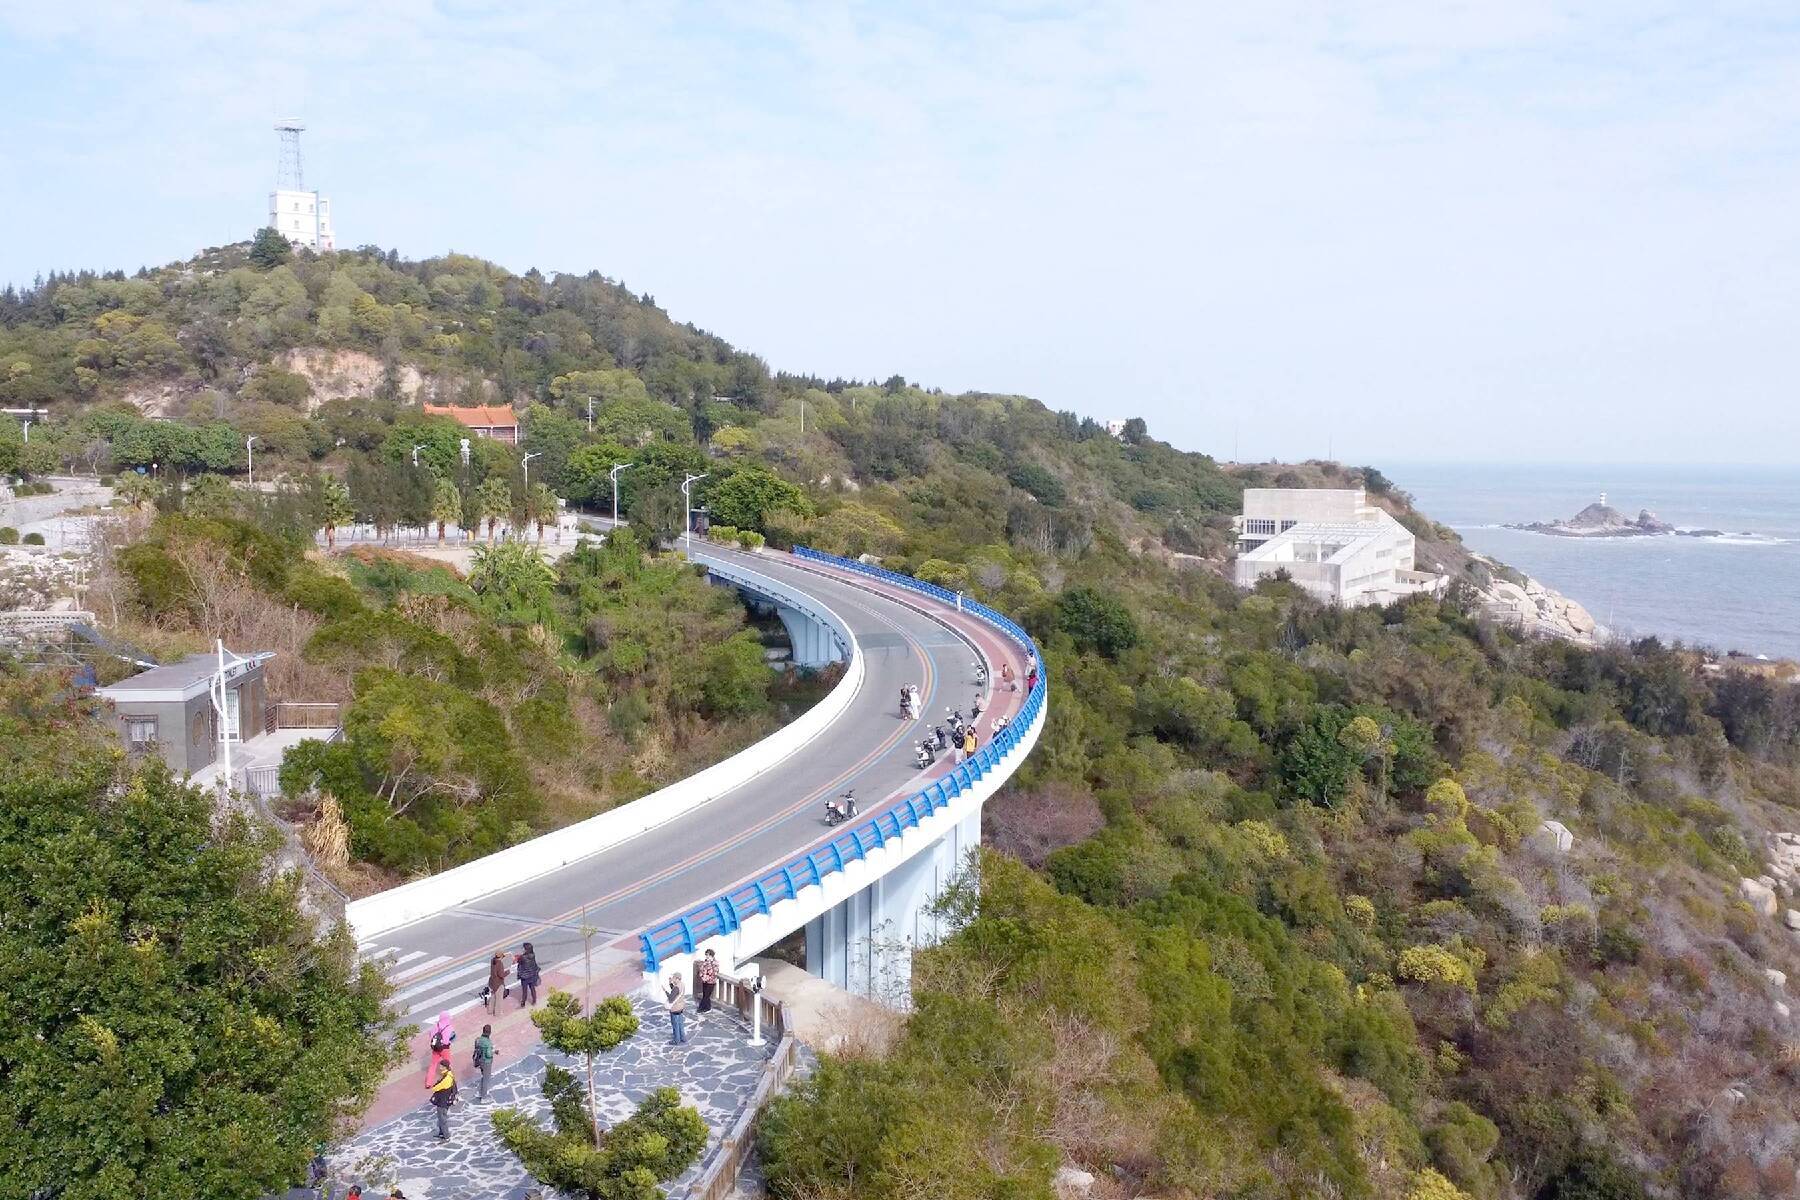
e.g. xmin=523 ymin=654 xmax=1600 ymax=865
xmin=9 ymin=240 xmax=1800 ymax=1200
xmin=0 ymin=236 xmax=1251 ymax=564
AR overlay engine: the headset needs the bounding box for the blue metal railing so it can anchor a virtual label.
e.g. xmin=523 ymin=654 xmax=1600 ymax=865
xmin=638 ymin=547 xmax=1046 ymax=972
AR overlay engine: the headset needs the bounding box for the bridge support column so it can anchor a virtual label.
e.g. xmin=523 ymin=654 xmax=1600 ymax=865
xmin=774 ymin=603 xmax=843 ymax=669
xmin=804 ymin=808 xmax=980 ymax=1006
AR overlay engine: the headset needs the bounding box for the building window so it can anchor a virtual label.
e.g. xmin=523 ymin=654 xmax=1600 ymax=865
xmin=1244 ymin=518 xmax=1278 ymax=536
xmin=126 ymin=718 xmax=158 ymax=745
xmin=1280 ymin=519 xmax=1298 ymax=531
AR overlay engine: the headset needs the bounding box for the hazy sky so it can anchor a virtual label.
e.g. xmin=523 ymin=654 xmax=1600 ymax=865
xmin=4 ymin=2 xmax=1798 ymax=464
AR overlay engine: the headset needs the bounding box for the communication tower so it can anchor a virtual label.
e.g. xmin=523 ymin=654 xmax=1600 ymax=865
xmin=267 ymin=121 xmax=335 ymax=252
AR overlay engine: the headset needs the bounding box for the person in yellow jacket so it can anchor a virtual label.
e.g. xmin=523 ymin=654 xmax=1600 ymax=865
xmin=427 ymin=1058 xmax=458 ymax=1141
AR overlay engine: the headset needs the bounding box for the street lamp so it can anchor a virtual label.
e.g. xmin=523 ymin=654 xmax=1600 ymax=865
xmin=20 ymin=419 xmax=30 ymax=443
xmin=522 ymin=451 xmax=542 ymax=491
xmin=608 ymin=462 xmax=632 ymax=526
xmin=411 ymin=442 xmax=427 ymax=468
xmin=680 ymin=472 xmax=707 ymax=554
xmin=245 ymin=435 xmax=258 ymax=488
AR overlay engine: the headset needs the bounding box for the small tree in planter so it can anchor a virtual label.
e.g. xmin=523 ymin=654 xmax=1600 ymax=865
xmin=492 ymin=991 xmax=707 ymax=1200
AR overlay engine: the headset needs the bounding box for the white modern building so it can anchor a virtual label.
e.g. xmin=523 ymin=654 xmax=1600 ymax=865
xmin=269 ymin=188 xmax=334 ymax=252
xmin=1233 ymin=487 xmax=1445 ymax=607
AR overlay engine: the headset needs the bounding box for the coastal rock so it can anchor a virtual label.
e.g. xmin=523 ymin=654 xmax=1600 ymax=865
xmin=1785 ymin=909 xmax=1800 ymax=932
xmin=1536 ymin=820 xmax=1574 ymax=854
xmin=1765 ymin=968 xmax=1788 ymax=989
xmin=1741 ymin=877 xmax=1779 ymax=917
xmin=1779 ymin=1001 xmax=1792 ymax=1021
xmin=1472 ymin=557 xmax=1603 ymax=644
xmin=1506 ymin=499 xmax=1676 ymax=538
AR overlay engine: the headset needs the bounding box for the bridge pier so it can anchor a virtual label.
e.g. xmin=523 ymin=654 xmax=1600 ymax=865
xmin=773 ymin=602 xmax=843 ymax=668
xmin=804 ymin=809 xmax=980 ymax=1004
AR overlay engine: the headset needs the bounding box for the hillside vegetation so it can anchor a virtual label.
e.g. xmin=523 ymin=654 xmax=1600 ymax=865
xmin=7 ymin=241 xmax=1800 ymax=1199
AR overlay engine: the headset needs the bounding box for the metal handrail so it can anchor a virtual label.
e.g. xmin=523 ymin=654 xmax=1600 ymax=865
xmin=639 ymin=547 xmax=1045 ymax=971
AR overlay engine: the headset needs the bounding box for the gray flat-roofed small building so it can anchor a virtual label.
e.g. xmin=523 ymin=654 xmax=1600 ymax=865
xmin=97 ymin=650 xmax=273 ymax=775
xmin=1233 ymin=487 xmax=1446 ymax=607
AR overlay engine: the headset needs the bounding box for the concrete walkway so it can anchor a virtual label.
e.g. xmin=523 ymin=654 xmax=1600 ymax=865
xmin=326 ymin=993 xmax=778 ymax=1200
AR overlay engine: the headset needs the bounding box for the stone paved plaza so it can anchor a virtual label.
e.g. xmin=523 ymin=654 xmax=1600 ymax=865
xmin=324 ymin=994 xmax=778 ymax=1200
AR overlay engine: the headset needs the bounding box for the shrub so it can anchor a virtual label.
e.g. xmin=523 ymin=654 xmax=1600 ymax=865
xmin=708 ymin=525 xmax=739 ymax=544
xmin=21 ymin=532 xmax=44 ymax=545
xmin=1397 ymin=943 xmax=1479 ymax=995
xmin=737 ymin=529 xmax=764 ymax=550
xmin=0 ymin=528 xmax=17 ymax=544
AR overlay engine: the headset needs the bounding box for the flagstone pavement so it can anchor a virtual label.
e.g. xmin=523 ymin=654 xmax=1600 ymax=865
xmin=322 ymin=994 xmax=779 ymax=1200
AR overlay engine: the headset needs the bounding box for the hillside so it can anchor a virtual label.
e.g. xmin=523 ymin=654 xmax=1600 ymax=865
xmin=7 ymin=241 xmax=1800 ymax=1200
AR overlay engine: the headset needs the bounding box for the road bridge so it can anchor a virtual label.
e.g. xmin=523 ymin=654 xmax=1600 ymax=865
xmin=346 ymin=542 xmax=1044 ymax=1028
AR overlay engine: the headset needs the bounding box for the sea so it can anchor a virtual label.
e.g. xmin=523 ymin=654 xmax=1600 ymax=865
xmin=1389 ymin=463 xmax=1800 ymax=662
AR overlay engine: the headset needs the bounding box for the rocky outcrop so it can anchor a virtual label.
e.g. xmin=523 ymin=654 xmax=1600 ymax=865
xmin=1508 ymin=501 xmax=1675 ymax=538
xmin=1471 ymin=556 xmax=1602 ymax=644
xmin=1741 ymin=877 xmax=1779 ymax=917
xmin=280 ymin=349 xmax=422 ymax=411
xmin=1535 ymin=820 xmax=1574 ymax=854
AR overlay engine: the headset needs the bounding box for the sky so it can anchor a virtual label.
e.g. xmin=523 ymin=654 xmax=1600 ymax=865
xmin=3 ymin=1 xmax=1799 ymax=465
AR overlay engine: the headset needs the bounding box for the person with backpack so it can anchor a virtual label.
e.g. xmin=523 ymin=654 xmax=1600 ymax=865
xmin=427 ymin=1057 xmax=457 ymax=1141
xmin=516 ymin=942 xmax=541 ymax=1008
xmin=425 ymin=1012 xmax=455 ymax=1082
xmin=473 ymin=1023 xmax=496 ymax=1101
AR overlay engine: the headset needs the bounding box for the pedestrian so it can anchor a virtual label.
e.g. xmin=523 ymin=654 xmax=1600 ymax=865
xmin=346 ymin=1188 xmax=362 ymax=1200
xmin=972 ymin=691 xmax=984 ymax=717
xmin=426 ymin=1012 xmax=455 ymax=1081
xmin=963 ymin=727 xmax=977 ymax=758
xmin=1001 ymin=662 xmax=1016 ymax=692
xmin=898 ymin=685 xmax=909 ymax=717
xmin=486 ymin=952 xmax=506 ymax=1015
xmin=665 ymin=972 xmax=688 ymax=1044
xmin=474 ymin=1023 xmax=495 ymax=1101
xmin=517 ymin=942 xmax=540 ymax=1008
xmin=427 ymin=1057 xmax=457 ymax=1141
xmin=1025 ymin=667 xmax=1038 ymax=693
xmin=697 ymin=949 xmax=719 ymax=1014
xmin=909 ymin=684 xmax=922 ymax=717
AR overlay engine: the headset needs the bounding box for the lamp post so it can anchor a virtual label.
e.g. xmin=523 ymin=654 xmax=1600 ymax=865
xmin=21 ymin=419 xmax=30 ymax=443
xmin=522 ymin=451 xmax=541 ymax=492
xmin=608 ymin=462 xmax=631 ymax=526
xmin=245 ymin=435 xmax=258 ymax=488
xmin=411 ymin=442 xmax=427 ymax=468
xmin=681 ymin=472 xmax=707 ymax=555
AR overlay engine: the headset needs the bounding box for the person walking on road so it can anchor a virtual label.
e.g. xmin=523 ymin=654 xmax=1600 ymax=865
xmin=1001 ymin=662 xmax=1016 ymax=692
xmin=473 ymin=1023 xmax=495 ymax=1101
xmin=665 ymin=973 xmax=689 ymax=1044
xmin=697 ymin=949 xmax=719 ymax=1014
xmin=486 ymin=953 xmax=507 ymax=1014
xmin=516 ymin=942 xmax=541 ymax=1008
xmin=963 ymin=726 xmax=978 ymax=759
xmin=427 ymin=1057 xmax=457 ymax=1141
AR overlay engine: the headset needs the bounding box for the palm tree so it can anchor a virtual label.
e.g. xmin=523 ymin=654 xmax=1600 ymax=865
xmin=474 ymin=477 xmax=513 ymax=544
xmin=528 ymin=482 xmax=559 ymax=542
xmin=430 ymin=477 xmax=461 ymax=546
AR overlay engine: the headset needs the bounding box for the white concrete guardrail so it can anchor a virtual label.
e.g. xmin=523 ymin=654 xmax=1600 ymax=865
xmin=344 ymin=549 xmax=862 ymax=940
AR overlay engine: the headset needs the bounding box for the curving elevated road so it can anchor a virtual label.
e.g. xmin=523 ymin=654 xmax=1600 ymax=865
xmin=359 ymin=543 xmax=1028 ymax=1028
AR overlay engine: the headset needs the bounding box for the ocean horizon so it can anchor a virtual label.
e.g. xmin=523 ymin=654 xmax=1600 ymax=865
xmin=1387 ymin=461 xmax=1800 ymax=661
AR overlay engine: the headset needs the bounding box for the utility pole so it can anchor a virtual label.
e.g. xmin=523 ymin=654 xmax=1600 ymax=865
xmin=800 ymin=398 xmax=805 ymax=435
xmin=245 ymin=435 xmax=258 ymax=488
xmin=681 ymin=472 xmax=707 ymax=554
xmin=609 ymin=462 xmax=631 ymax=526
xmin=21 ymin=420 xmax=30 ymax=443
xmin=411 ymin=442 xmax=426 ymax=468
xmin=586 ymin=396 xmax=595 ymax=434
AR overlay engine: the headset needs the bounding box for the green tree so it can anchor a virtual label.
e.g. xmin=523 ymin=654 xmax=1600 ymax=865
xmin=319 ymin=474 xmax=354 ymax=549
xmin=1056 ymin=587 xmax=1141 ymax=658
xmin=241 ymin=365 xmax=312 ymax=408
xmin=475 ymin=477 xmax=513 ymax=543
xmin=703 ymin=465 xmax=812 ymax=533
xmin=0 ymin=670 xmax=401 ymax=1198
xmin=469 ymin=540 xmax=558 ymax=626
xmin=247 ymin=225 xmax=292 ymax=269
xmin=431 ymin=476 xmax=462 ymax=544
xmin=491 ymin=991 xmax=706 ymax=1200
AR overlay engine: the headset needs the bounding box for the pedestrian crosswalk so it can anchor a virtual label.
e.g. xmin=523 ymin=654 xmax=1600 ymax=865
xmin=359 ymin=941 xmax=493 ymax=1026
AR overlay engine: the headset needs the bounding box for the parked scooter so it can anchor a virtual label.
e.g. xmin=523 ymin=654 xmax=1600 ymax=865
xmin=824 ymin=789 xmax=859 ymax=827
xmin=974 ymin=661 xmax=988 ymax=687
xmin=914 ymin=741 xmax=933 ymax=769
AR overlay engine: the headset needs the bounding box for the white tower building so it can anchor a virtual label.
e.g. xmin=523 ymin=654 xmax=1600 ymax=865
xmin=268 ymin=122 xmax=335 ymax=252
